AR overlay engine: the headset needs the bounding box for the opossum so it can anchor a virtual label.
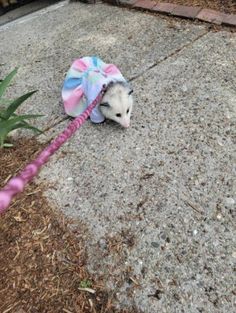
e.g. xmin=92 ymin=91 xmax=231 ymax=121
xmin=62 ymin=57 xmax=133 ymax=128
xmin=99 ymin=82 xmax=134 ymax=128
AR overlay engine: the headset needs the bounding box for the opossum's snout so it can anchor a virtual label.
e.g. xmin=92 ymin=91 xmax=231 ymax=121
xmin=123 ymin=123 xmax=130 ymax=128
xmin=121 ymin=117 xmax=130 ymax=128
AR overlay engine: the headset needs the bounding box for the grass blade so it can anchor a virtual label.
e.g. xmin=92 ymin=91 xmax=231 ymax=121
xmin=0 ymin=68 xmax=18 ymax=98
xmin=10 ymin=121 xmax=43 ymax=134
xmin=0 ymin=117 xmax=43 ymax=147
xmin=2 ymin=90 xmax=37 ymax=119
xmin=0 ymin=114 xmax=43 ymax=130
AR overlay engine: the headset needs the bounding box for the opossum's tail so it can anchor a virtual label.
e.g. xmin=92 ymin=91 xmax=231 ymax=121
xmin=0 ymin=87 xmax=106 ymax=214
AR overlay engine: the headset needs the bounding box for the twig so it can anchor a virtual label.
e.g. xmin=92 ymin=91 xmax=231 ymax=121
xmin=13 ymin=241 xmax=20 ymax=260
xmin=129 ymin=276 xmax=140 ymax=286
xmin=78 ymin=287 xmax=96 ymax=294
xmin=3 ymin=174 xmax=12 ymax=184
xmin=3 ymin=302 xmax=20 ymax=313
xmin=181 ymin=193 xmax=204 ymax=214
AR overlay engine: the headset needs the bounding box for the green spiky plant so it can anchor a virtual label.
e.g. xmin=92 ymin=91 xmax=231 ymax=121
xmin=0 ymin=68 xmax=43 ymax=148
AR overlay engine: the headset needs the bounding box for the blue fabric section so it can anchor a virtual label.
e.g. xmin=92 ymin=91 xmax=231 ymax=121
xmin=63 ymin=77 xmax=82 ymax=89
xmin=92 ymin=56 xmax=98 ymax=67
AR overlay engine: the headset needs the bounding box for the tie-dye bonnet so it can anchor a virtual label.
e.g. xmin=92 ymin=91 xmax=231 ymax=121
xmin=62 ymin=56 xmax=127 ymax=123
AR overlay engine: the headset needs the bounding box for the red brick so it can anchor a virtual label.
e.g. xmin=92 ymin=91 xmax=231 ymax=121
xmin=222 ymin=14 xmax=236 ymax=27
xmin=153 ymin=3 xmax=177 ymax=14
xmin=171 ymin=5 xmax=202 ymax=19
xmin=197 ymin=9 xmax=226 ymax=25
xmin=134 ymin=0 xmax=156 ymax=10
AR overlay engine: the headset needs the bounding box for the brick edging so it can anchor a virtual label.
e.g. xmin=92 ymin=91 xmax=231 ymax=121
xmin=104 ymin=0 xmax=236 ymax=27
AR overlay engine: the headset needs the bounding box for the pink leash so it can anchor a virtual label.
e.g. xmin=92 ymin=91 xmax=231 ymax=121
xmin=0 ymin=88 xmax=106 ymax=214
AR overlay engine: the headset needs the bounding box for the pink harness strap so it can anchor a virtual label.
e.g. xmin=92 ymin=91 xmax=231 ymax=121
xmin=0 ymin=88 xmax=105 ymax=214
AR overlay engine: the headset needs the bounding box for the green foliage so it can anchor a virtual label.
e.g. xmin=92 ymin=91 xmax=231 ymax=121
xmin=0 ymin=68 xmax=43 ymax=148
xmin=79 ymin=279 xmax=92 ymax=289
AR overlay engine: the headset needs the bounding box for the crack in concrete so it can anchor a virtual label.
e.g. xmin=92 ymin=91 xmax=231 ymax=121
xmin=129 ymin=29 xmax=209 ymax=82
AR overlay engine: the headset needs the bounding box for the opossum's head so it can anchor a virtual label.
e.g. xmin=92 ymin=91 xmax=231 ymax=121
xmin=99 ymin=82 xmax=133 ymax=128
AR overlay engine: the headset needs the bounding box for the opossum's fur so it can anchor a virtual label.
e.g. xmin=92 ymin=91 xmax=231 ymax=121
xmin=99 ymin=82 xmax=133 ymax=128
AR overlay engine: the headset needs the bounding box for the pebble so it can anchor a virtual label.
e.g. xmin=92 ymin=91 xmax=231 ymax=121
xmin=225 ymin=197 xmax=235 ymax=206
xmin=225 ymin=109 xmax=232 ymax=119
xmin=151 ymin=242 xmax=160 ymax=248
xmin=99 ymin=239 xmax=107 ymax=249
xmin=217 ymin=138 xmax=224 ymax=146
xmin=181 ymin=85 xmax=188 ymax=92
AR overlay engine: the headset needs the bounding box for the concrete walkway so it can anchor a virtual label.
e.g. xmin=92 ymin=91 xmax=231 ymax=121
xmin=0 ymin=0 xmax=58 ymax=26
xmin=0 ymin=1 xmax=235 ymax=312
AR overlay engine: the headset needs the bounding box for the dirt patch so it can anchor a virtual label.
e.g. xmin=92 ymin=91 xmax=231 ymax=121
xmin=0 ymin=138 xmax=136 ymax=313
xmin=154 ymin=0 xmax=236 ymax=14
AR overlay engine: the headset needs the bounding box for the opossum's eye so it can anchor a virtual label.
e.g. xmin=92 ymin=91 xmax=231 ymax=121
xmin=116 ymin=113 xmax=121 ymax=118
xmin=126 ymin=108 xmax=130 ymax=114
xmin=100 ymin=102 xmax=110 ymax=107
xmin=128 ymin=89 xmax=133 ymax=95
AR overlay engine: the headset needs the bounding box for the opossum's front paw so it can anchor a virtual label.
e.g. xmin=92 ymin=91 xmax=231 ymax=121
xmin=90 ymin=119 xmax=106 ymax=125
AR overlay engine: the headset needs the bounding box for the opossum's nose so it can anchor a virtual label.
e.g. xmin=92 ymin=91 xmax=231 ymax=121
xmin=120 ymin=116 xmax=130 ymax=128
xmin=122 ymin=121 xmax=130 ymax=128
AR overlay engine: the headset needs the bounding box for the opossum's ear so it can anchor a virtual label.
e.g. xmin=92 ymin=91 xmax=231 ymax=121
xmin=100 ymin=102 xmax=110 ymax=107
xmin=128 ymin=89 xmax=134 ymax=95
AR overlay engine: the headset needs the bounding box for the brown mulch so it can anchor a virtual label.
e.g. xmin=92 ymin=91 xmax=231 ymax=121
xmin=154 ymin=0 xmax=236 ymax=14
xmin=0 ymin=138 xmax=134 ymax=313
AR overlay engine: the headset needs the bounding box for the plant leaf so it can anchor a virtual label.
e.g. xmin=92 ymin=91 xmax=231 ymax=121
xmin=10 ymin=121 xmax=43 ymax=134
xmin=0 ymin=116 xmax=42 ymax=147
xmin=0 ymin=112 xmax=17 ymax=119
xmin=0 ymin=68 xmax=18 ymax=98
xmin=0 ymin=114 xmax=43 ymax=132
xmin=0 ymin=127 xmax=8 ymax=148
xmin=13 ymin=113 xmax=43 ymax=119
xmin=0 ymin=137 xmax=4 ymax=148
xmin=2 ymin=90 xmax=38 ymax=120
